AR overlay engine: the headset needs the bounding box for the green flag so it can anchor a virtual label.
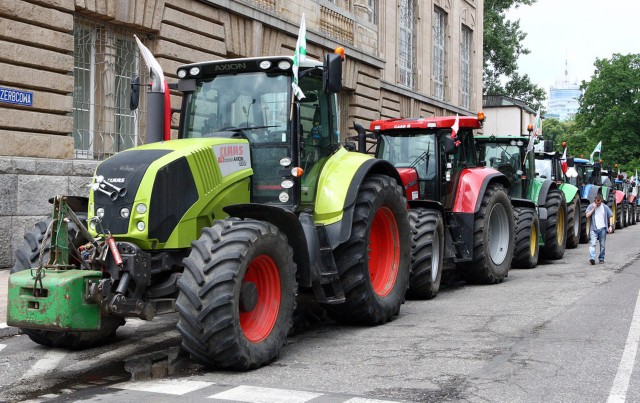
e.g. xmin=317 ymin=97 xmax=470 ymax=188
xmin=589 ymin=141 xmax=602 ymax=164
xmin=292 ymin=14 xmax=306 ymax=100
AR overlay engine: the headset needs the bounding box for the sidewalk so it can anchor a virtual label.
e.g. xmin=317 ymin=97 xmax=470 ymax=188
xmin=0 ymin=269 xmax=19 ymax=338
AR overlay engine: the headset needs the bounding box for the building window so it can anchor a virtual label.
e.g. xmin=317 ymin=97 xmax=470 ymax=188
xmin=368 ymin=0 xmax=378 ymax=24
xmin=460 ymin=26 xmax=472 ymax=109
xmin=73 ymin=19 xmax=147 ymax=160
xmin=399 ymin=0 xmax=416 ymax=88
xmin=433 ymin=7 xmax=447 ymax=101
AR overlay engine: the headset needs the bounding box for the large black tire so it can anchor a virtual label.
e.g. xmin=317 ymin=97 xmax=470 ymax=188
xmin=326 ymin=174 xmax=411 ymax=324
xmin=540 ymin=189 xmax=567 ymax=260
xmin=511 ymin=206 xmax=540 ymax=269
xmin=406 ymin=208 xmax=444 ymax=300
xmin=176 ymin=219 xmax=297 ymax=370
xmin=607 ymin=191 xmax=617 ymax=231
xmin=566 ymin=196 xmax=581 ymax=249
xmin=579 ymin=201 xmax=589 ymax=244
xmin=11 ymin=217 xmax=124 ymax=349
xmin=623 ymin=204 xmax=630 ymax=227
xmin=458 ymin=183 xmax=514 ymax=284
xmin=631 ymin=204 xmax=637 ymax=225
xmin=616 ymin=202 xmax=623 ymax=229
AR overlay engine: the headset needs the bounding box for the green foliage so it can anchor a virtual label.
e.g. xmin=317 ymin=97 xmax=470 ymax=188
xmin=483 ymin=0 xmax=546 ymax=111
xmin=575 ymin=54 xmax=640 ymax=173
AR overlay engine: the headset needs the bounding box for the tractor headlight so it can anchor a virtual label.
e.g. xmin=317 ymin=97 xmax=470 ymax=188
xmin=97 ymin=207 xmax=105 ymax=218
xmin=135 ymin=203 xmax=147 ymax=214
xmin=137 ymin=221 xmax=146 ymax=231
xmin=189 ymin=67 xmax=200 ymax=76
xmin=177 ymin=69 xmax=187 ymax=78
xmin=120 ymin=208 xmax=130 ymax=219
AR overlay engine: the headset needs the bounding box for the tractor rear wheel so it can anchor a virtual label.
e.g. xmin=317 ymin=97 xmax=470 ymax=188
xmin=511 ymin=207 xmax=539 ymax=269
xmin=566 ymin=196 xmax=581 ymax=249
xmin=458 ymin=183 xmax=514 ymax=284
xmin=11 ymin=217 xmax=124 ymax=349
xmin=327 ymin=174 xmax=410 ymax=324
xmin=540 ymin=189 xmax=567 ymax=260
xmin=177 ymin=219 xmax=296 ymax=370
xmin=623 ymin=204 xmax=630 ymax=227
xmin=579 ymin=201 xmax=589 ymax=243
xmin=631 ymin=204 xmax=637 ymax=225
xmin=406 ymin=208 xmax=444 ymax=300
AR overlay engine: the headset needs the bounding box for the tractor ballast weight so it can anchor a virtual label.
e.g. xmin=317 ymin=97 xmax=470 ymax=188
xmin=8 ymin=51 xmax=412 ymax=370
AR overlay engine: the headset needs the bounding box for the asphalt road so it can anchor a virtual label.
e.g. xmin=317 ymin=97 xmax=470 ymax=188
xmin=2 ymin=224 xmax=640 ymax=402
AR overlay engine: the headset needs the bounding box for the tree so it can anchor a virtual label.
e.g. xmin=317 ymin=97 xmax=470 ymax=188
xmin=483 ymin=0 xmax=546 ymax=111
xmin=575 ymin=54 xmax=640 ymax=173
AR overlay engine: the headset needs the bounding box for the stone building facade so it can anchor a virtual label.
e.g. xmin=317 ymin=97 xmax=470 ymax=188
xmin=0 ymin=0 xmax=483 ymax=268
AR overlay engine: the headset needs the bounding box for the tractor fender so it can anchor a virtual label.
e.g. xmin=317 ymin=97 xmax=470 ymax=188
xmin=629 ymin=194 xmax=637 ymax=204
xmin=587 ymin=185 xmax=600 ymax=202
xmin=223 ymin=203 xmax=316 ymax=288
xmin=408 ymin=199 xmax=444 ymax=215
xmin=536 ymin=180 xmax=557 ymax=207
xmin=615 ymin=190 xmax=625 ymax=204
xmin=314 ymin=148 xmax=402 ymax=248
xmin=510 ymin=197 xmax=536 ymax=209
xmin=559 ymin=183 xmax=579 ymax=204
xmin=452 ymin=168 xmax=510 ymax=214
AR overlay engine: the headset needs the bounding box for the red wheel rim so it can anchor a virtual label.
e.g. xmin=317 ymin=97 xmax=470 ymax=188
xmin=368 ymin=206 xmax=400 ymax=296
xmin=239 ymin=254 xmax=281 ymax=343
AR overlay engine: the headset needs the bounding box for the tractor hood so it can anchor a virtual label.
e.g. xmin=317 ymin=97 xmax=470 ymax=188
xmin=88 ymin=138 xmax=253 ymax=249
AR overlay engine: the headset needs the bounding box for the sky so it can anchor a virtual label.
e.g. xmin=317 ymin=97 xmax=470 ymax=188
xmin=506 ymin=0 xmax=638 ymax=99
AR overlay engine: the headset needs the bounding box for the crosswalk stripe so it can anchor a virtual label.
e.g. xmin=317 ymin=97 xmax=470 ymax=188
xmin=344 ymin=398 xmax=401 ymax=403
xmin=207 ymin=385 xmax=323 ymax=402
xmin=112 ymin=379 xmax=215 ymax=395
xmin=21 ymin=350 xmax=67 ymax=380
xmin=0 ymin=344 xmax=6 ymax=353
xmin=0 ymin=323 xmax=8 ymax=328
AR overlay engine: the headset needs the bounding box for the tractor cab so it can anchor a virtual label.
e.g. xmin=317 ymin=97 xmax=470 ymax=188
xmin=176 ymin=55 xmax=342 ymax=210
xmin=369 ymin=116 xmax=479 ymax=204
xmin=475 ymin=135 xmax=529 ymax=199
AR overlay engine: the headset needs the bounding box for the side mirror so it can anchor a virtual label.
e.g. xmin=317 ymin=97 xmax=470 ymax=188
xmin=566 ymin=157 xmax=575 ymax=167
xmin=323 ymin=53 xmax=342 ymax=93
xmin=130 ymin=75 xmax=140 ymax=110
xmin=443 ymin=136 xmax=456 ymax=155
xmin=353 ymin=121 xmax=371 ymax=154
xmin=543 ymin=140 xmax=553 ymax=152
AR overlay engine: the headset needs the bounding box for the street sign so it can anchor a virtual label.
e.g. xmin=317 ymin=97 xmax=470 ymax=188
xmin=0 ymin=87 xmax=33 ymax=106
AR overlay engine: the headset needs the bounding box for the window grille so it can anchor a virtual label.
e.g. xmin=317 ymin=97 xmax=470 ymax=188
xmin=398 ymin=0 xmax=416 ymax=88
xmin=433 ymin=7 xmax=447 ymax=101
xmin=73 ymin=18 xmax=150 ymax=160
xmin=460 ymin=26 xmax=472 ymax=109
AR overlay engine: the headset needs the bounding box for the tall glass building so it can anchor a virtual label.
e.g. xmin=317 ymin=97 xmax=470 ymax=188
xmin=547 ymin=63 xmax=581 ymax=121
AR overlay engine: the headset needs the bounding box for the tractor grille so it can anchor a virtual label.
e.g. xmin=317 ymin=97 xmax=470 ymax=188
xmin=190 ymin=146 xmax=217 ymax=194
xmin=94 ymin=149 xmax=172 ymax=234
xmin=148 ymin=157 xmax=198 ymax=243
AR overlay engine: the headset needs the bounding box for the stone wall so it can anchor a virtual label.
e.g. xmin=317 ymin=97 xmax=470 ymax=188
xmin=0 ymin=156 xmax=99 ymax=269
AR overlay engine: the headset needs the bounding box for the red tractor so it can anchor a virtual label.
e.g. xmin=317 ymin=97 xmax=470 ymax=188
xmin=354 ymin=114 xmax=521 ymax=299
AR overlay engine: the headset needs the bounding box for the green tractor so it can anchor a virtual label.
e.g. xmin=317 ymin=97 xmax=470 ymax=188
xmin=475 ymin=135 xmax=572 ymax=268
xmin=7 ymin=49 xmax=412 ymax=370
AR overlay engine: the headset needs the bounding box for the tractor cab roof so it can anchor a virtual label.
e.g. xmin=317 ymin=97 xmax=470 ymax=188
xmin=176 ymin=56 xmax=323 ymax=79
xmin=572 ymin=157 xmax=591 ymax=165
xmin=370 ymin=116 xmax=482 ymax=132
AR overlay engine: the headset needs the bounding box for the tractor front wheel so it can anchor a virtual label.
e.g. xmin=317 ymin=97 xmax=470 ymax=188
xmin=177 ymin=219 xmax=296 ymax=370
xmin=406 ymin=208 xmax=444 ymax=300
xmin=458 ymin=183 xmax=514 ymax=284
xmin=327 ymin=174 xmax=410 ymax=324
xmin=540 ymin=189 xmax=567 ymax=260
xmin=11 ymin=217 xmax=124 ymax=349
xmin=511 ymin=206 xmax=540 ymax=269
xmin=566 ymin=196 xmax=581 ymax=249
xmin=579 ymin=201 xmax=589 ymax=243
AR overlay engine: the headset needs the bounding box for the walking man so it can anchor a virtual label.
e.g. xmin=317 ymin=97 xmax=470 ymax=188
xmin=585 ymin=194 xmax=614 ymax=264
